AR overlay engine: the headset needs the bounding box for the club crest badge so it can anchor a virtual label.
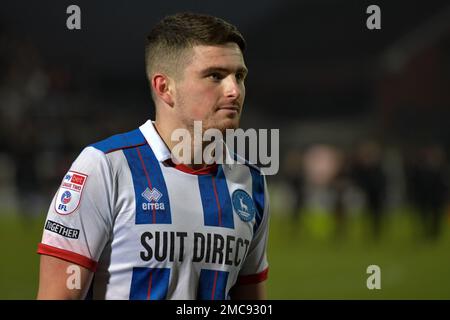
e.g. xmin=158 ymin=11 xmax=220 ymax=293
xmin=55 ymin=171 xmax=88 ymax=215
xmin=232 ymin=189 xmax=256 ymax=222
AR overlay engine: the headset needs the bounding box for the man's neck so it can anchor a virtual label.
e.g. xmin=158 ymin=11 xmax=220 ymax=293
xmin=153 ymin=119 xmax=215 ymax=170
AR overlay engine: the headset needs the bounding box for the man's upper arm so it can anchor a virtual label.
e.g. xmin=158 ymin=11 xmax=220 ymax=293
xmin=37 ymin=255 xmax=93 ymax=300
xmin=37 ymin=146 xmax=114 ymax=299
xmin=234 ymin=171 xmax=270 ymax=298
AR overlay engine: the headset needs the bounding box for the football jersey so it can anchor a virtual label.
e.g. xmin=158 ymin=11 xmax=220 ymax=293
xmin=38 ymin=120 xmax=270 ymax=300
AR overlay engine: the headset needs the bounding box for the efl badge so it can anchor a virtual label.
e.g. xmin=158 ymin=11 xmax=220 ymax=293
xmin=55 ymin=171 xmax=88 ymax=215
xmin=232 ymin=189 xmax=256 ymax=222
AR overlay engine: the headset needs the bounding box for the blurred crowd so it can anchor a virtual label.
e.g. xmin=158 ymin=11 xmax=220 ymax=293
xmin=1 ymin=27 xmax=449 ymax=245
xmin=0 ymin=27 xmax=144 ymax=216
xmin=281 ymin=141 xmax=450 ymax=242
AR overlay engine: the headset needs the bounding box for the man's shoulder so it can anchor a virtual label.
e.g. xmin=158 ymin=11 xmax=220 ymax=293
xmin=89 ymin=128 xmax=147 ymax=154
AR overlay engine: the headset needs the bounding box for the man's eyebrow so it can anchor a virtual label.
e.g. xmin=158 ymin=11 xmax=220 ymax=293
xmin=200 ymin=66 xmax=248 ymax=75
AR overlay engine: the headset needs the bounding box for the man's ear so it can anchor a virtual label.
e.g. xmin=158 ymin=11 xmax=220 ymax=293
xmin=151 ymin=73 xmax=175 ymax=107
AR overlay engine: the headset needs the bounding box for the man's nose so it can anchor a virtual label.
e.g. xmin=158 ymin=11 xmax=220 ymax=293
xmin=224 ymin=75 xmax=241 ymax=100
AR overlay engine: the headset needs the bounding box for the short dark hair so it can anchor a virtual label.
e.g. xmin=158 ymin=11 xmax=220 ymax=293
xmin=145 ymin=12 xmax=246 ymax=82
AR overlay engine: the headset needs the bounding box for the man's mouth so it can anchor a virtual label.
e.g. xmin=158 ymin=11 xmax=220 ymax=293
xmin=218 ymin=105 xmax=240 ymax=113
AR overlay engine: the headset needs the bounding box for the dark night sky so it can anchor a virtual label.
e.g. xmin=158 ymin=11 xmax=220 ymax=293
xmin=1 ymin=0 xmax=449 ymax=123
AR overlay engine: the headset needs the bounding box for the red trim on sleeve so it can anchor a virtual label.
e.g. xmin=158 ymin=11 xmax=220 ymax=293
xmin=37 ymin=243 xmax=98 ymax=272
xmin=237 ymin=267 xmax=269 ymax=285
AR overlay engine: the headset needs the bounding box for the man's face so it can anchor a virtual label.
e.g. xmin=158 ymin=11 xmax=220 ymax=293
xmin=173 ymin=43 xmax=247 ymax=133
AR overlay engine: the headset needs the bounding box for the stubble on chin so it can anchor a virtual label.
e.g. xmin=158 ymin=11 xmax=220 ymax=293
xmin=206 ymin=118 xmax=240 ymax=135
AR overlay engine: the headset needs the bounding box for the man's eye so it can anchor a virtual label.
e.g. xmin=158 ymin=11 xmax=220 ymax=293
xmin=236 ymin=73 xmax=246 ymax=82
xmin=209 ymin=73 xmax=224 ymax=81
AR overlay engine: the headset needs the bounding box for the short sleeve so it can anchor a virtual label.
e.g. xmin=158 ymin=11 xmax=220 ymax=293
xmin=237 ymin=175 xmax=270 ymax=285
xmin=37 ymin=146 xmax=113 ymax=271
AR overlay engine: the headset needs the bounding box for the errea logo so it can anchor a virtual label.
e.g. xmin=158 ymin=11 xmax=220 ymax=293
xmin=142 ymin=187 xmax=162 ymax=202
xmin=141 ymin=187 xmax=165 ymax=211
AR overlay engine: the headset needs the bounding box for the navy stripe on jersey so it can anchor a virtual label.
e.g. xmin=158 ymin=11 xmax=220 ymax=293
xmin=249 ymin=167 xmax=265 ymax=234
xmin=230 ymin=153 xmax=266 ymax=233
xmin=90 ymin=128 xmax=146 ymax=153
xmin=129 ymin=267 xmax=170 ymax=300
xmin=123 ymin=144 xmax=172 ymax=224
xmin=197 ymin=269 xmax=229 ymax=300
xmin=198 ymin=166 xmax=234 ymax=229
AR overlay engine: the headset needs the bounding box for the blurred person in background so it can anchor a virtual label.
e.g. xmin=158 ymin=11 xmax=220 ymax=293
xmin=350 ymin=141 xmax=387 ymax=242
xmin=405 ymin=144 xmax=449 ymax=242
xmin=285 ymin=149 xmax=304 ymax=232
xmin=301 ymin=144 xmax=347 ymax=241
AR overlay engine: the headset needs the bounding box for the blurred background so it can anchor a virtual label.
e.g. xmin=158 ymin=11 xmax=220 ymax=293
xmin=0 ymin=0 xmax=449 ymax=299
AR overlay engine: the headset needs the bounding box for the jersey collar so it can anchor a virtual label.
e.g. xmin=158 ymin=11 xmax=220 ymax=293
xmin=139 ymin=120 xmax=172 ymax=162
xmin=139 ymin=119 xmax=235 ymax=175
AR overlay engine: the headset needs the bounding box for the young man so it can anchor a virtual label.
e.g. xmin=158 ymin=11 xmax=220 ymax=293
xmin=37 ymin=12 xmax=270 ymax=300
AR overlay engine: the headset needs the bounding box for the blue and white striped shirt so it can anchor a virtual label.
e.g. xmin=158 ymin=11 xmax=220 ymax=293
xmin=38 ymin=120 xmax=269 ymax=300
